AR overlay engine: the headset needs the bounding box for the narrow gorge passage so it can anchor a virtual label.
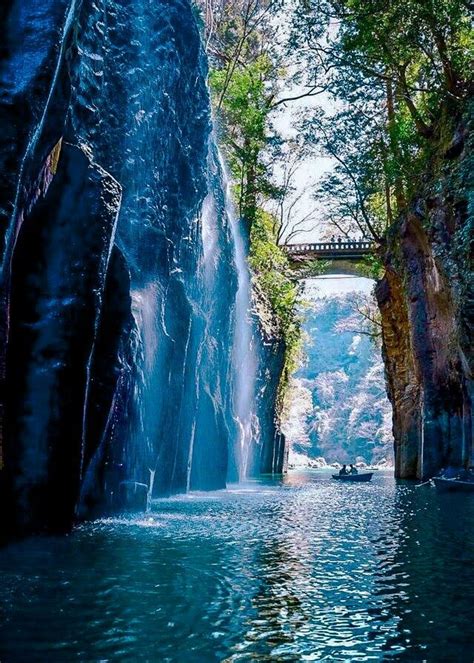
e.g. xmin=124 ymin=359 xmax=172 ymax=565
xmin=285 ymin=274 xmax=394 ymax=471
xmin=0 ymin=0 xmax=285 ymax=539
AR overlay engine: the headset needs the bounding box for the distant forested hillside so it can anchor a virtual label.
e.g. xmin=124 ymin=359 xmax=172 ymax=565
xmin=285 ymin=285 xmax=393 ymax=465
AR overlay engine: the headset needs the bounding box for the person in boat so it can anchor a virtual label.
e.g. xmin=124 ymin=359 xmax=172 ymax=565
xmin=339 ymin=464 xmax=349 ymax=476
xmin=349 ymin=464 xmax=358 ymax=475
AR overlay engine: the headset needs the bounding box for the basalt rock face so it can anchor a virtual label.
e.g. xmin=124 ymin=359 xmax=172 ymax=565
xmin=3 ymin=143 xmax=123 ymax=534
xmin=0 ymin=0 xmax=74 ymax=236
xmin=248 ymin=284 xmax=288 ymax=477
xmin=376 ymin=118 xmax=473 ymax=479
xmin=256 ymin=336 xmax=288 ymax=475
xmin=65 ymin=0 xmax=238 ymax=500
xmin=0 ymin=0 xmax=279 ymax=538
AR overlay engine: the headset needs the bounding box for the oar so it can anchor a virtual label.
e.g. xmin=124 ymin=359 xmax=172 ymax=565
xmin=415 ymin=479 xmax=433 ymax=488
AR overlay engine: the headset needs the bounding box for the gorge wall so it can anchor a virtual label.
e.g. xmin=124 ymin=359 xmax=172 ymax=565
xmin=0 ymin=0 xmax=285 ymax=539
xmin=376 ymin=113 xmax=473 ymax=479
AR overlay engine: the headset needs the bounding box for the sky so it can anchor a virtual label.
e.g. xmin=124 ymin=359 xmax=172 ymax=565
xmin=266 ymin=5 xmax=339 ymax=245
xmin=271 ymin=84 xmax=336 ymax=244
xmin=302 ymin=275 xmax=375 ymax=299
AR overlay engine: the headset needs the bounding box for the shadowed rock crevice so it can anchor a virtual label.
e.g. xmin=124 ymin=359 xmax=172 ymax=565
xmin=3 ymin=143 xmax=122 ymax=535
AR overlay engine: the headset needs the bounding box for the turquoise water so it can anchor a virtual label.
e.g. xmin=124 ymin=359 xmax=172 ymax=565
xmin=1 ymin=470 xmax=473 ymax=661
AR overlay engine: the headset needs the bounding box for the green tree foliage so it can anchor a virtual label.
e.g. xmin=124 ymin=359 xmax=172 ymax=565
xmin=291 ymin=0 xmax=473 ymax=240
xmin=209 ymin=54 xmax=277 ymax=228
xmin=198 ymin=0 xmax=322 ymax=235
xmin=196 ymin=0 xmax=305 ymax=412
xmin=196 ymin=0 xmax=472 ymax=415
xmin=249 ymin=210 xmax=303 ymax=402
xmin=249 ymin=211 xmax=301 ymax=349
xmin=196 ymin=1 xmax=279 ymax=234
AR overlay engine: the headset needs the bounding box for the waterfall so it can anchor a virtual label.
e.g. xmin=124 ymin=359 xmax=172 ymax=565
xmin=1 ymin=0 xmax=272 ymax=536
xmin=67 ymin=0 xmax=262 ymax=497
xmin=218 ymin=154 xmax=259 ymax=481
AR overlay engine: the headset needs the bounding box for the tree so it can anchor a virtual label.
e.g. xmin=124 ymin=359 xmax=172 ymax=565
xmin=333 ymin=292 xmax=383 ymax=342
xmin=198 ymin=0 xmax=331 ymax=235
xmin=196 ymin=0 xmax=306 ymax=413
xmin=266 ymin=142 xmax=321 ymax=245
xmin=290 ymin=0 xmax=472 ymax=237
xmin=197 ymin=0 xmax=281 ymax=230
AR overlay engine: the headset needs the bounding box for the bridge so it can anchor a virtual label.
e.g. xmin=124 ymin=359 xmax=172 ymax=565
xmin=284 ymin=240 xmax=374 ymax=262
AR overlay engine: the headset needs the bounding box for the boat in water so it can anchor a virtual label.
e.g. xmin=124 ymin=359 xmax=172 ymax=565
xmin=432 ymin=477 xmax=474 ymax=492
xmin=332 ymin=473 xmax=373 ymax=482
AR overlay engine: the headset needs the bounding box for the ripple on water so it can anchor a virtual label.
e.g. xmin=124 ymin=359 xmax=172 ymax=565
xmin=1 ymin=471 xmax=474 ymax=661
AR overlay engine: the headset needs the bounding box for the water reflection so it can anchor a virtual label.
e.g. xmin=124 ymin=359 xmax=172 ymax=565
xmin=240 ymin=540 xmax=310 ymax=660
xmin=0 ymin=471 xmax=473 ymax=661
xmin=383 ymin=485 xmax=474 ymax=659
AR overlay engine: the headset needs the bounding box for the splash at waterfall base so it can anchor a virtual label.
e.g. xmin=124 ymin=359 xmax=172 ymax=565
xmin=0 ymin=0 xmax=287 ymax=539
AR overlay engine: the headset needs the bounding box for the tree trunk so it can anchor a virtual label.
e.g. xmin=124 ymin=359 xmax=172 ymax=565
xmin=386 ymin=79 xmax=407 ymax=212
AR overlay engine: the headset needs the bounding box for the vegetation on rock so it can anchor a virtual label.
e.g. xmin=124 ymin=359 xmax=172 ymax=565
xmin=196 ymin=0 xmax=305 ymax=416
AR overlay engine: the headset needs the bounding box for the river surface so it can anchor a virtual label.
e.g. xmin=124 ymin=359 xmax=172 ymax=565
xmin=1 ymin=470 xmax=473 ymax=661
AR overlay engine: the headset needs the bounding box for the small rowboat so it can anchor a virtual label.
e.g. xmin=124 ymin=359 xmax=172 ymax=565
xmin=332 ymin=472 xmax=373 ymax=482
xmin=432 ymin=477 xmax=474 ymax=493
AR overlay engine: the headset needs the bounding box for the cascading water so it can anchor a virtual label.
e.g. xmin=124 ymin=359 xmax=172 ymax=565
xmin=1 ymin=0 xmax=282 ymax=536
xmin=68 ymin=0 xmax=260 ymax=498
xmin=219 ymin=155 xmax=259 ymax=481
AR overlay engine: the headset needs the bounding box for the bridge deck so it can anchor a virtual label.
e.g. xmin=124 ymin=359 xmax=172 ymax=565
xmin=284 ymin=240 xmax=374 ymax=261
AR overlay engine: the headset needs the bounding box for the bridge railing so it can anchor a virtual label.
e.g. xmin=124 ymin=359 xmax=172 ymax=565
xmin=285 ymin=240 xmax=374 ymax=254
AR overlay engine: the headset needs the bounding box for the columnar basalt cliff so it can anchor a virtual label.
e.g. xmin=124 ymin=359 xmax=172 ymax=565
xmin=376 ymin=114 xmax=473 ymax=479
xmin=0 ymin=0 xmax=286 ymax=539
xmin=245 ymin=281 xmax=289 ymax=477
